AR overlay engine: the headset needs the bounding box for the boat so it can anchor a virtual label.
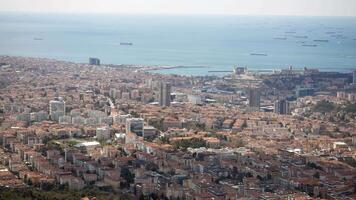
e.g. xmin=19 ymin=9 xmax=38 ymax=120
xmin=33 ymin=37 xmax=43 ymax=41
xmin=120 ymin=42 xmax=133 ymax=46
xmin=314 ymin=39 xmax=329 ymax=42
xmin=294 ymin=36 xmax=308 ymax=39
xmin=250 ymin=53 xmax=268 ymax=56
xmin=285 ymin=31 xmax=296 ymax=34
xmin=274 ymin=37 xmax=287 ymax=40
xmin=302 ymin=44 xmax=318 ymax=47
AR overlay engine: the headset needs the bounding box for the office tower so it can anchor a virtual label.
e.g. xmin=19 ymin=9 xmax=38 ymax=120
xmin=274 ymin=99 xmax=290 ymax=115
xmin=126 ymin=118 xmax=144 ymax=136
xmin=353 ymin=71 xmax=356 ymax=84
xmin=49 ymin=97 xmax=65 ymax=121
xmin=248 ymin=88 xmax=260 ymax=110
xmin=159 ymin=82 xmax=171 ymax=107
xmin=89 ymin=57 xmax=100 ymax=65
xmin=295 ymin=87 xmax=314 ymax=97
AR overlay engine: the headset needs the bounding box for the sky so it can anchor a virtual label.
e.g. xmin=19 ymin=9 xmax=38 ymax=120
xmin=1 ymin=0 xmax=356 ymax=16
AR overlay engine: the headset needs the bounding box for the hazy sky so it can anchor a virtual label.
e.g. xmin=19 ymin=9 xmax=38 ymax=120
xmin=1 ymin=0 xmax=356 ymax=16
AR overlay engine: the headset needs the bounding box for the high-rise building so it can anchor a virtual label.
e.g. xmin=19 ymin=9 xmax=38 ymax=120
xmin=233 ymin=66 xmax=246 ymax=75
xmin=274 ymin=99 xmax=290 ymax=115
xmin=126 ymin=118 xmax=144 ymax=136
xmin=96 ymin=127 xmax=110 ymax=141
xmin=248 ymin=88 xmax=260 ymax=110
xmin=295 ymin=86 xmax=314 ymax=97
xmin=89 ymin=57 xmax=100 ymax=65
xmin=353 ymin=71 xmax=356 ymax=84
xmin=159 ymin=82 xmax=171 ymax=107
xmin=49 ymin=97 xmax=65 ymax=121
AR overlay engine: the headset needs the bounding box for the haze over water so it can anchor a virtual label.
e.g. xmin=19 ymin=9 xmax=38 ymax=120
xmin=1 ymin=13 xmax=356 ymax=75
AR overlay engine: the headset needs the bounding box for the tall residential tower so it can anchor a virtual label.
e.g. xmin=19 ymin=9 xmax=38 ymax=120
xmin=159 ymin=82 xmax=171 ymax=107
xmin=274 ymin=99 xmax=290 ymax=115
xmin=248 ymin=88 xmax=260 ymax=111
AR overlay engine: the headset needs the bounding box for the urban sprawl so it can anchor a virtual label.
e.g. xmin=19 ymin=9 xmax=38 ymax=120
xmin=0 ymin=56 xmax=355 ymax=200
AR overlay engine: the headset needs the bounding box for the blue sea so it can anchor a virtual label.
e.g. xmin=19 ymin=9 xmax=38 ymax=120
xmin=0 ymin=13 xmax=356 ymax=76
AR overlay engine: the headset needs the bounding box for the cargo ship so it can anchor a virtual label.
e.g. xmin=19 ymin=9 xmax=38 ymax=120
xmin=250 ymin=53 xmax=268 ymax=56
xmin=120 ymin=42 xmax=133 ymax=46
xmin=302 ymin=44 xmax=318 ymax=47
xmin=294 ymin=36 xmax=308 ymax=39
xmin=314 ymin=39 xmax=329 ymax=42
xmin=274 ymin=37 xmax=287 ymax=40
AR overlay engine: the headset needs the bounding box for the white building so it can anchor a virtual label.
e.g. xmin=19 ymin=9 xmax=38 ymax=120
xmin=49 ymin=98 xmax=65 ymax=121
xmin=188 ymin=94 xmax=202 ymax=105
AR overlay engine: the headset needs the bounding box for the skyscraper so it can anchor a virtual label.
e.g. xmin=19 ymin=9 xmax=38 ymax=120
xmin=89 ymin=57 xmax=100 ymax=65
xmin=274 ymin=99 xmax=290 ymax=115
xmin=159 ymin=82 xmax=171 ymax=107
xmin=248 ymin=88 xmax=260 ymax=110
xmin=353 ymin=71 xmax=356 ymax=84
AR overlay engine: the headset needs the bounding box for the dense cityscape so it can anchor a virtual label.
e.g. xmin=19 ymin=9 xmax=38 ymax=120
xmin=0 ymin=55 xmax=355 ymax=200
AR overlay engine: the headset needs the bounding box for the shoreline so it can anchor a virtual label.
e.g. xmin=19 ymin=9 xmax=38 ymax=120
xmin=0 ymin=55 xmax=354 ymax=76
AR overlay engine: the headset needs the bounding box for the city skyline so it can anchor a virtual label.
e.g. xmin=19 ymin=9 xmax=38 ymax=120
xmin=1 ymin=0 xmax=356 ymax=16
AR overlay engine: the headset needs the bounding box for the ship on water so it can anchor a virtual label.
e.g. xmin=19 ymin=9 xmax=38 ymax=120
xmin=250 ymin=53 xmax=268 ymax=56
xmin=274 ymin=37 xmax=287 ymax=40
xmin=120 ymin=42 xmax=133 ymax=46
xmin=33 ymin=37 xmax=43 ymax=41
xmin=314 ymin=39 xmax=329 ymax=42
xmin=294 ymin=36 xmax=308 ymax=39
xmin=302 ymin=44 xmax=318 ymax=47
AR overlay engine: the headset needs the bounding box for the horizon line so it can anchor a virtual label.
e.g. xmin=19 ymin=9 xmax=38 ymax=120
xmin=1 ymin=11 xmax=356 ymax=18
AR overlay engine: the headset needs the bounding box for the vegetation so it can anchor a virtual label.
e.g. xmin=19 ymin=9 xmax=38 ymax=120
xmin=158 ymin=136 xmax=170 ymax=144
xmin=235 ymin=140 xmax=246 ymax=148
xmin=307 ymin=162 xmax=323 ymax=171
xmin=341 ymin=103 xmax=356 ymax=113
xmin=174 ymin=138 xmax=206 ymax=150
xmin=148 ymin=118 xmax=164 ymax=131
xmin=130 ymin=111 xmax=140 ymax=118
xmin=121 ymin=167 xmax=135 ymax=187
xmin=313 ymin=100 xmax=336 ymax=113
xmin=46 ymin=140 xmax=64 ymax=154
xmin=67 ymin=140 xmax=79 ymax=147
xmin=206 ymin=133 xmax=227 ymax=141
xmin=313 ymin=172 xmax=320 ymax=179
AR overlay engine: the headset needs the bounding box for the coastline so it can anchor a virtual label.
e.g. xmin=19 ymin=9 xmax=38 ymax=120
xmin=0 ymin=55 xmax=354 ymax=77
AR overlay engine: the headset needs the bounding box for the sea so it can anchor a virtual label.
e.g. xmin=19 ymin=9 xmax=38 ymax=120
xmin=0 ymin=13 xmax=356 ymax=76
